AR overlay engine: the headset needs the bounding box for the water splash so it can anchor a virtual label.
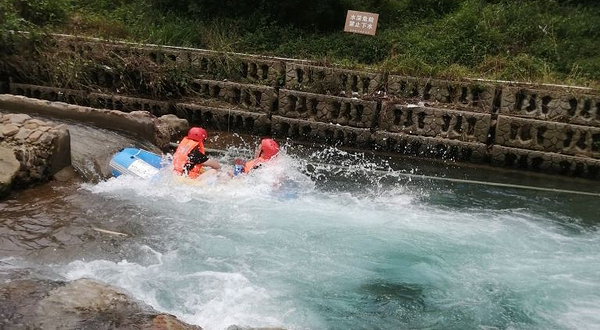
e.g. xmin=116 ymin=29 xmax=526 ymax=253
xmin=33 ymin=146 xmax=600 ymax=330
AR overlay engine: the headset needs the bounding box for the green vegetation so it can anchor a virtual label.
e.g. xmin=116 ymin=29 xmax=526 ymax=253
xmin=2 ymin=0 xmax=600 ymax=87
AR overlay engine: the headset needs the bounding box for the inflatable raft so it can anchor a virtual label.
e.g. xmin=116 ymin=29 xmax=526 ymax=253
xmin=109 ymin=148 xmax=164 ymax=179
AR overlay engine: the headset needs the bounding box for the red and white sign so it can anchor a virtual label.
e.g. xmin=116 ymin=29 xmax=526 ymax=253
xmin=344 ymin=10 xmax=379 ymax=36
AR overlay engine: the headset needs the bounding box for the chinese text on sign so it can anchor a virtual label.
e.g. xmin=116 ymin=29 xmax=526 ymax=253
xmin=344 ymin=10 xmax=379 ymax=36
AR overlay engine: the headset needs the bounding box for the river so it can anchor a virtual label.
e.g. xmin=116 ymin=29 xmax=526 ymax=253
xmin=1 ymin=121 xmax=599 ymax=330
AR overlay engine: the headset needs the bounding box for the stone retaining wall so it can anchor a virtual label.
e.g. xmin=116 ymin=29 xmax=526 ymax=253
xmin=174 ymin=103 xmax=270 ymax=135
xmin=278 ymin=89 xmax=378 ymax=128
xmin=495 ymin=115 xmax=600 ymax=158
xmin=3 ymin=33 xmax=600 ymax=180
xmin=387 ymin=76 xmax=498 ymax=112
xmin=0 ymin=94 xmax=189 ymax=148
xmin=191 ymin=79 xmax=277 ymax=114
xmin=285 ymin=62 xmax=384 ymax=95
xmin=379 ymin=103 xmax=491 ymax=143
xmin=10 ymin=83 xmax=90 ymax=106
xmin=89 ymin=93 xmax=172 ymax=116
xmin=0 ymin=112 xmax=71 ymax=197
xmin=53 ymin=35 xmax=286 ymax=87
xmin=500 ymin=86 xmax=600 ymax=127
xmin=373 ymin=131 xmax=489 ymax=163
xmin=272 ymin=115 xmax=372 ymax=148
xmin=490 ymin=145 xmax=600 ymax=177
xmin=4 ymin=81 xmax=600 ymax=180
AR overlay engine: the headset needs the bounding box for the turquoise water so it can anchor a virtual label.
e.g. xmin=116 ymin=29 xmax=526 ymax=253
xmin=43 ymin=146 xmax=600 ymax=330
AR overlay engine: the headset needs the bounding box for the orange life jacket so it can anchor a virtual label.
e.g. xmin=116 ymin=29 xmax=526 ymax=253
xmin=244 ymin=156 xmax=268 ymax=174
xmin=173 ymin=137 xmax=206 ymax=179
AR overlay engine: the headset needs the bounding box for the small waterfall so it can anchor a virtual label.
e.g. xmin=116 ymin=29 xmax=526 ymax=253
xmin=66 ymin=122 xmax=161 ymax=182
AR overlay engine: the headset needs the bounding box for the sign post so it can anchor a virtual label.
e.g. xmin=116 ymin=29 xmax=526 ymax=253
xmin=344 ymin=10 xmax=379 ymax=36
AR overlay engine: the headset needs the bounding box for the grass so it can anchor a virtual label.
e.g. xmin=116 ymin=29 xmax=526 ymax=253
xmin=2 ymin=0 xmax=600 ymax=88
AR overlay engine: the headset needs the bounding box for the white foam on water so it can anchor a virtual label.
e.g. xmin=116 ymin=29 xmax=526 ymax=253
xmin=59 ymin=254 xmax=290 ymax=329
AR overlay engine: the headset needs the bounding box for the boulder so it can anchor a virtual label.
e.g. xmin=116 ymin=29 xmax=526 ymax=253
xmin=157 ymin=114 xmax=189 ymax=136
xmin=154 ymin=114 xmax=189 ymax=150
xmin=48 ymin=126 xmax=72 ymax=175
xmin=53 ymin=165 xmax=79 ymax=182
xmin=2 ymin=124 xmax=20 ymax=137
xmin=8 ymin=113 xmax=31 ymax=124
xmin=0 ymin=146 xmax=20 ymax=198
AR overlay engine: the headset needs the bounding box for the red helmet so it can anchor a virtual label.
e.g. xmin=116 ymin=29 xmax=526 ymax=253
xmin=187 ymin=127 xmax=207 ymax=142
xmin=259 ymin=138 xmax=279 ymax=159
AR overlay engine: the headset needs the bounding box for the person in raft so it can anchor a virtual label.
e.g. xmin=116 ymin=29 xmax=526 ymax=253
xmin=172 ymin=127 xmax=221 ymax=179
xmin=232 ymin=138 xmax=279 ymax=176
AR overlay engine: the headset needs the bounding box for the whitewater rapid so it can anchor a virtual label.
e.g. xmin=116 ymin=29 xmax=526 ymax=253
xmin=39 ymin=147 xmax=600 ymax=330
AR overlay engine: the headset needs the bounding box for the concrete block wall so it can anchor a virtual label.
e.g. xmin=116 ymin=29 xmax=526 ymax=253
xmin=10 ymin=83 xmax=90 ymax=106
xmin=495 ymin=116 xmax=600 ymax=158
xmin=173 ymin=103 xmax=270 ymax=136
xmin=379 ymin=103 xmax=491 ymax=144
xmin=191 ymin=79 xmax=277 ymax=113
xmin=54 ymin=36 xmax=285 ymax=87
xmin=271 ymin=116 xmax=372 ymax=148
xmin=500 ymin=86 xmax=600 ymax=127
xmin=89 ymin=93 xmax=172 ymax=116
xmin=4 ymin=33 xmax=600 ymax=179
xmin=285 ymin=63 xmax=384 ymax=95
xmin=277 ymin=89 xmax=378 ymax=128
xmin=387 ymin=76 xmax=498 ymax=112
xmin=373 ymin=131 xmax=489 ymax=163
xmin=490 ymin=145 xmax=600 ymax=177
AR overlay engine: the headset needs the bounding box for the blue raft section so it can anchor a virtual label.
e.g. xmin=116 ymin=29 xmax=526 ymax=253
xmin=109 ymin=148 xmax=165 ymax=179
xmin=109 ymin=147 xmax=299 ymax=199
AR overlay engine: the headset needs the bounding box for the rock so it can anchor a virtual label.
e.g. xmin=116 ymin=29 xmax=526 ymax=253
xmin=23 ymin=122 xmax=39 ymax=130
xmin=153 ymin=314 xmax=203 ymax=330
xmin=27 ymin=130 xmax=43 ymax=142
xmin=8 ymin=113 xmax=32 ymax=124
xmin=13 ymin=128 xmax=32 ymax=141
xmin=0 ymin=146 xmax=19 ymax=198
xmin=130 ymin=110 xmax=155 ymax=119
xmin=48 ymin=126 xmax=72 ymax=175
xmin=36 ymin=279 xmax=149 ymax=329
xmin=226 ymin=326 xmax=286 ymax=330
xmin=154 ymin=114 xmax=189 ymax=150
xmin=0 ymin=269 xmax=203 ymax=330
xmin=25 ymin=119 xmax=48 ymax=126
xmin=158 ymin=114 xmax=189 ymax=134
xmin=53 ymin=165 xmax=79 ymax=182
xmin=30 ymin=168 xmax=44 ymax=181
xmin=2 ymin=124 xmax=20 ymax=137
xmin=36 ymin=132 xmax=55 ymax=145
